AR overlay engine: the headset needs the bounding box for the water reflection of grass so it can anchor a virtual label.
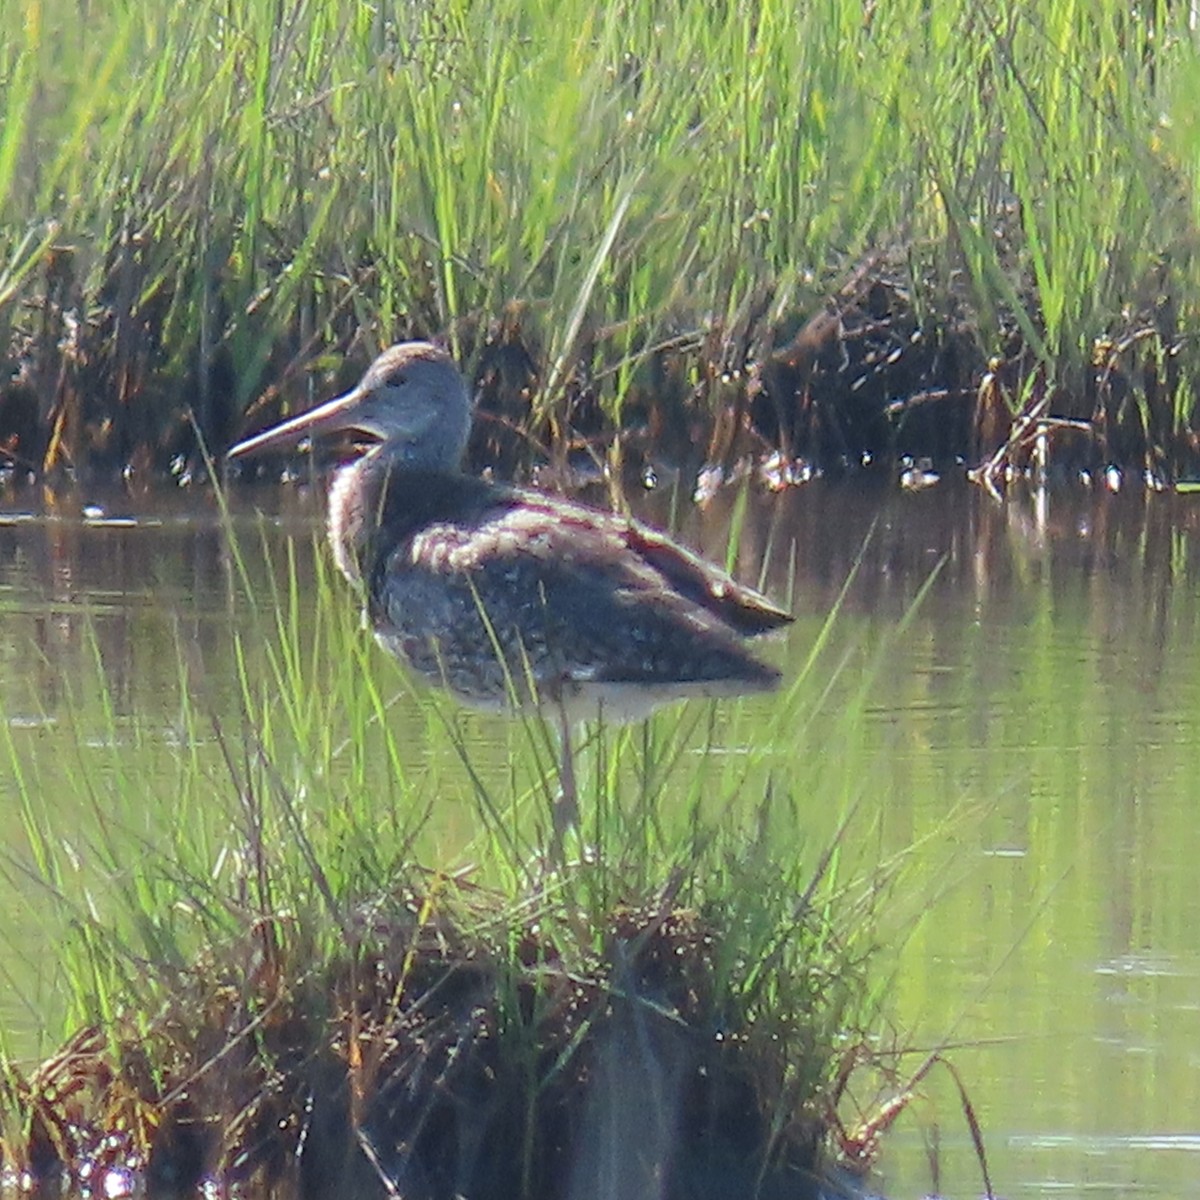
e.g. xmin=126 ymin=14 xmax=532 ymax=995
xmin=0 ymin=514 xmax=949 ymax=1196
xmin=3 ymin=2 xmax=1200 ymax=477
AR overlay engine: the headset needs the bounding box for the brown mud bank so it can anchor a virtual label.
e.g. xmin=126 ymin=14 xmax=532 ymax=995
xmin=0 ymin=245 xmax=1191 ymax=493
xmin=0 ymin=887 xmax=888 ymax=1200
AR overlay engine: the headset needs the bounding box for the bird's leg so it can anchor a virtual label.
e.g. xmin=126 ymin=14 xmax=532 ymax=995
xmin=549 ymin=700 xmax=580 ymax=866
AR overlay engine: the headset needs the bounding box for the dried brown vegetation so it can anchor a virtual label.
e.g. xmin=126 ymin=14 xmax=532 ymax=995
xmin=1 ymin=887 xmax=872 ymax=1200
xmin=3 ymin=238 xmax=1191 ymax=494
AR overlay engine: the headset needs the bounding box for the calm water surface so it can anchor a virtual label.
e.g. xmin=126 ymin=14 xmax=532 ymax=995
xmin=1 ymin=477 xmax=1199 ymax=1198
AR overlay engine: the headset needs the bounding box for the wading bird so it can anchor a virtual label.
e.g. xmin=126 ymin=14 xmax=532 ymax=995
xmin=227 ymin=342 xmax=792 ymax=824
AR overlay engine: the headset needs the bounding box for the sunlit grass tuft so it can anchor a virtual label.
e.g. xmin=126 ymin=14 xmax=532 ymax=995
xmin=0 ymin=489 xmax=950 ymax=1191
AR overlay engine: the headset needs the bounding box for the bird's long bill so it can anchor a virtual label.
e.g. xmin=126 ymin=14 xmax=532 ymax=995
xmin=227 ymin=384 xmax=368 ymax=460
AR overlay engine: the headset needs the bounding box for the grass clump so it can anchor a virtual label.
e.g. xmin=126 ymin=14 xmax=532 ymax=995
xmin=0 ymin=521 xmax=905 ymax=1199
xmin=2 ymin=0 xmax=1200 ymax=481
xmin=3 ymin=867 xmax=868 ymax=1200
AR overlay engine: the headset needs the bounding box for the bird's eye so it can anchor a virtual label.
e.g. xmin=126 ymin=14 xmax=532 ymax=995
xmin=385 ymin=373 xmax=407 ymax=388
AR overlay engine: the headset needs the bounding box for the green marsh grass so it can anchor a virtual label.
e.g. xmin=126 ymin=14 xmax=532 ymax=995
xmin=0 ymin=484 xmax=954 ymax=1192
xmin=4 ymin=0 xmax=1200 ymax=475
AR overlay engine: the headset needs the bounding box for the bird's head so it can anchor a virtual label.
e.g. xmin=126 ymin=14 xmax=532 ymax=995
xmin=228 ymin=342 xmax=473 ymax=471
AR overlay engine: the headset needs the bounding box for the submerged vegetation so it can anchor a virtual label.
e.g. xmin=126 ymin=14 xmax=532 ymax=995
xmin=1 ymin=0 xmax=1200 ymax=483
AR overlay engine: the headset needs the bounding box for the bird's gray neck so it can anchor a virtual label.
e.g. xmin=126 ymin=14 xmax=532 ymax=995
xmin=325 ymin=437 xmax=468 ymax=586
xmin=397 ymin=384 xmax=473 ymax=473
xmin=392 ymin=430 xmax=466 ymax=472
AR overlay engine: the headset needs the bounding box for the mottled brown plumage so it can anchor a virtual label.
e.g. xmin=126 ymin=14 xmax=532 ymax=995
xmin=229 ymin=342 xmax=792 ymax=724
